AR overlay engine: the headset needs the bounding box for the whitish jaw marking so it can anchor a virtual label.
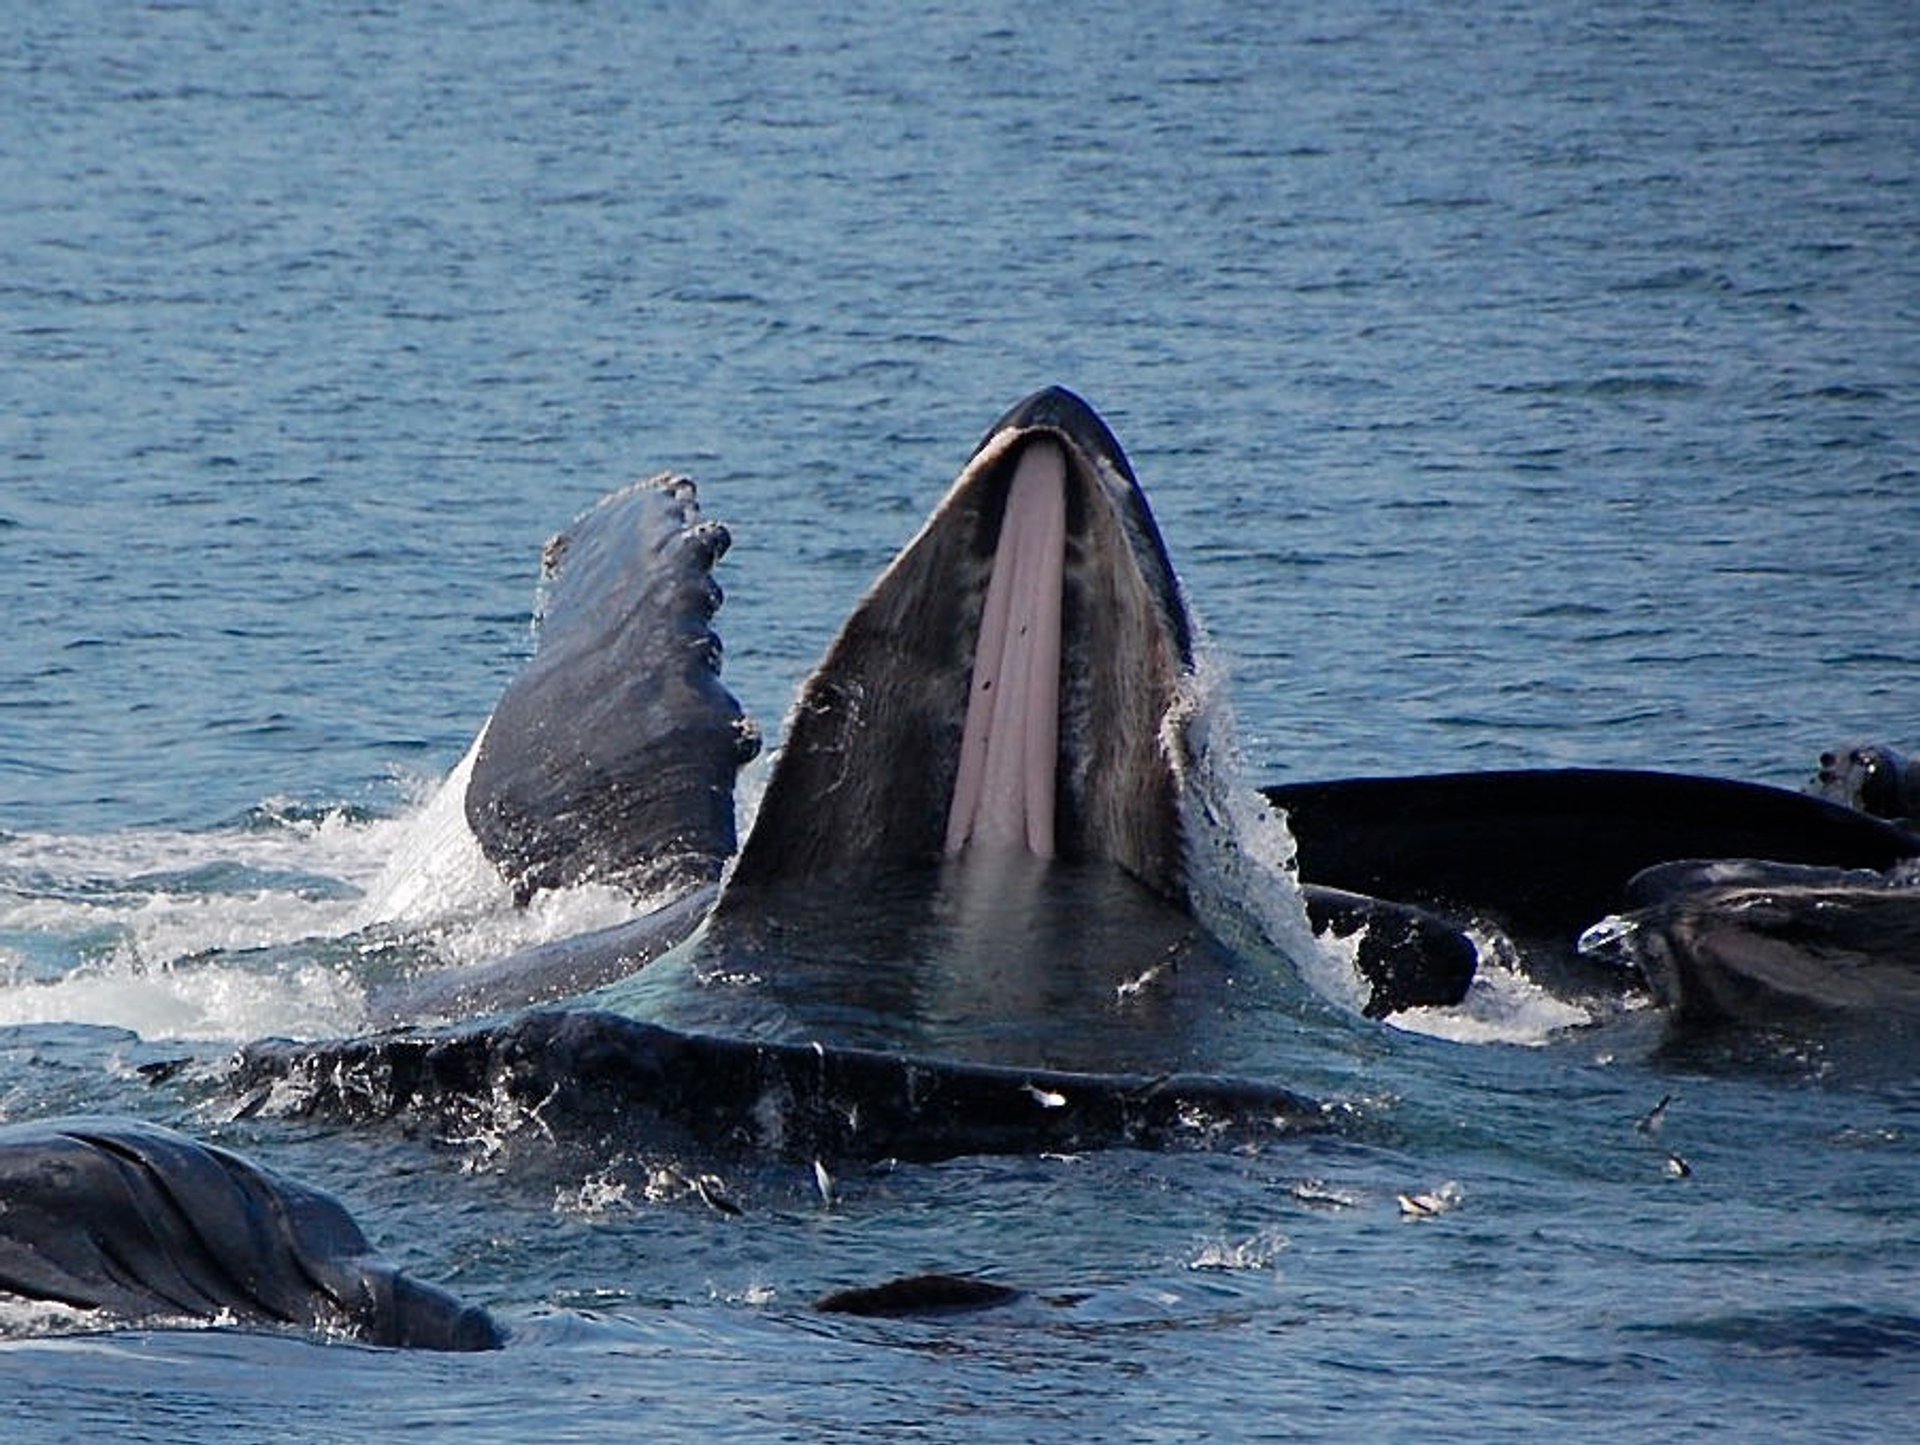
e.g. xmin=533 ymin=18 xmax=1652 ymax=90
xmin=944 ymin=439 xmax=1068 ymax=858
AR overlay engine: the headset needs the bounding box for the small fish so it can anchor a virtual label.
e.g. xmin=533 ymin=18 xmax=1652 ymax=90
xmin=1664 ymin=1152 xmax=1692 ymax=1179
xmin=812 ymin=1158 xmax=836 ymax=1207
xmin=1636 ymin=1093 xmax=1675 ymax=1135
xmin=1397 ymin=1181 xmax=1463 ymax=1219
xmin=691 ymin=1173 xmax=744 ymax=1216
xmin=1024 ymin=1083 xmax=1067 ymax=1109
xmin=1116 ymin=941 xmax=1184 ymax=1001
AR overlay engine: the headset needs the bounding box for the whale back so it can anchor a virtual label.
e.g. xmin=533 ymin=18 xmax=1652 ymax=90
xmin=0 ymin=1117 xmax=500 ymax=1350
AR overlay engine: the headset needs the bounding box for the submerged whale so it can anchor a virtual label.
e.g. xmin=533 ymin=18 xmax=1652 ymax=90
xmin=0 ymin=1118 xmax=500 ymax=1350
xmin=1589 ymin=856 xmax=1920 ymax=1032
xmin=235 ymin=1009 xmax=1324 ymax=1163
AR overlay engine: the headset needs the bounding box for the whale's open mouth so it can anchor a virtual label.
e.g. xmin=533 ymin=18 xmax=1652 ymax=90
xmin=945 ymin=436 xmax=1068 ymax=859
xmin=727 ymin=386 xmax=1195 ymax=902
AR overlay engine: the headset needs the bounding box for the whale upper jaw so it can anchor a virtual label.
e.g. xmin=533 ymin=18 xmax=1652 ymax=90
xmin=727 ymin=385 xmax=1198 ymax=903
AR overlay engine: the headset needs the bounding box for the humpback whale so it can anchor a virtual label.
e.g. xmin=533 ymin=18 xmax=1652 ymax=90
xmin=27 ymin=391 xmax=1917 ymax=1355
xmin=296 ymin=386 xmax=1343 ymax=1124
xmin=380 ymin=388 xmax=1237 ymax=1030
xmin=370 ymin=475 xmax=753 ymax=1022
xmin=234 ymin=1009 xmax=1324 ymax=1164
xmin=1584 ymin=745 xmax=1919 ymax=1032
xmin=0 ymin=1118 xmax=500 ymax=1350
xmin=1595 ymin=857 xmax=1920 ymax=1029
xmin=382 ymin=386 xmax=1469 ymax=1030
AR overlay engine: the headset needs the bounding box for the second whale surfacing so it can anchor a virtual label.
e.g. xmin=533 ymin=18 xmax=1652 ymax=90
xmin=0 ymin=1118 xmax=502 ymax=1350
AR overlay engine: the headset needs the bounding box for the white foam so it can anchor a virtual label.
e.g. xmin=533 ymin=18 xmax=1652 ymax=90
xmin=0 ymin=953 xmax=369 ymax=1042
xmin=0 ymin=754 xmax=500 ymax=1041
xmin=346 ymin=728 xmax=653 ymax=974
xmin=398 ymin=878 xmax=644 ymax=972
xmin=1384 ymin=931 xmax=1594 ymax=1046
xmin=1173 ymin=642 xmax=1593 ymax=1046
xmin=1170 ymin=644 xmax=1328 ymax=975
xmin=350 ymin=731 xmax=510 ymax=931
xmin=0 ymin=801 xmax=408 ymax=1041
xmin=0 ymin=1295 xmax=120 ymax=1342
xmin=0 ymin=733 xmax=669 ymax=1043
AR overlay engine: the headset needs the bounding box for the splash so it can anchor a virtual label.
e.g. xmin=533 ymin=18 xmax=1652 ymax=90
xmin=1171 ymin=643 xmax=1594 ymax=1047
xmin=1385 ymin=929 xmax=1593 ymax=1046
xmin=0 ymin=805 xmax=397 ymax=1041
xmin=349 ymin=733 xmax=509 ymax=931
xmin=1189 ymin=1225 xmax=1291 ymax=1271
xmin=0 ymin=737 xmax=664 ymax=1043
xmin=0 ymin=1297 xmax=123 ymax=1343
xmin=1172 ymin=641 xmax=1391 ymax=1029
xmin=1172 ymin=645 xmax=1320 ymax=967
xmin=0 ymin=953 xmax=369 ymax=1043
xmin=348 ymin=732 xmax=657 ymax=1002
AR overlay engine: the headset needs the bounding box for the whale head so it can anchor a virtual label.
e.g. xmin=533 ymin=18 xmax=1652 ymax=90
xmin=728 ymin=386 xmax=1198 ymax=903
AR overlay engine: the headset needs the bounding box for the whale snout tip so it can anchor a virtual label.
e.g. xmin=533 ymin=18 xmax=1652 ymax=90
xmin=997 ymin=384 xmax=1099 ymax=434
xmin=980 ymin=386 xmax=1134 ymax=483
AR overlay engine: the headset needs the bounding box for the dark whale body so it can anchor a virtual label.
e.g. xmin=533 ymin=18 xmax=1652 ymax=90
xmin=288 ymin=390 xmax=1333 ymax=1152
xmin=1607 ymin=858 xmax=1920 ymax=1030
xmin=1266 ymin=768 xmax=1920 ymax=1027
xmin=235 ymin=1009 xmax=1324 ymax=1163
xmin=0 ymin=1117 xmax=500 ymax=1350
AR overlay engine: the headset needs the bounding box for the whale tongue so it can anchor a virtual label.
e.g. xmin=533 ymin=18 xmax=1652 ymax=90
xmin=944 ymin=439 xmax=1067 ymax=858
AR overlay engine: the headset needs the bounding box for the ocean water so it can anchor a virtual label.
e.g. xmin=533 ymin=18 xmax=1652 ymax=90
xmin=3 ymin=1 xmax=1918 ymax=1440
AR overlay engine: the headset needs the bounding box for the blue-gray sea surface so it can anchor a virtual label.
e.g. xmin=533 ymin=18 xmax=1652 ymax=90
xmin=2 ymin=2 xmax=1916 ymax=1440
